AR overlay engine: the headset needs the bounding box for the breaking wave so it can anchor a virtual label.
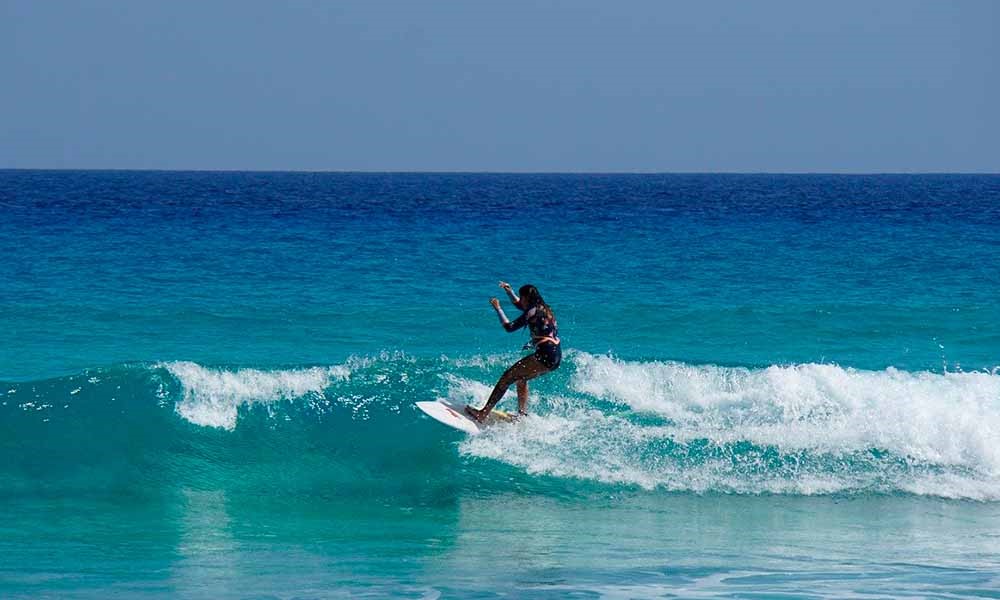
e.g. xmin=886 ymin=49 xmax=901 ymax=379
xmin=2 ymin=352 xmax=997 ymax=500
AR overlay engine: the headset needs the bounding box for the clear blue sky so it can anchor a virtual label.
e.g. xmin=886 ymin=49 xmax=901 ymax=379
xmin=2 ymin=1 xmax=997 ymax=172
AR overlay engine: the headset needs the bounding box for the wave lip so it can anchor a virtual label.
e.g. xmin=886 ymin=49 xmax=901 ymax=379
xmin=160 ymin=361 xmax=351 ymax=429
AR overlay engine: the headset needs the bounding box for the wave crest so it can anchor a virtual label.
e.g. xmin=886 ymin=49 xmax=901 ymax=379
xmin=160 ymin=361 xmax=351 ymax=429
xmin=5 ymin=354 xmax=999 ymax=500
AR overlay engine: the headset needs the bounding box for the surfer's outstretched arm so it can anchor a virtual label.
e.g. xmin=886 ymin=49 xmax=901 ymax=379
xmin=499 ymin=281 xmax=523 ymax=309
xmin=490 ymin=298 xmax=529 ymax=332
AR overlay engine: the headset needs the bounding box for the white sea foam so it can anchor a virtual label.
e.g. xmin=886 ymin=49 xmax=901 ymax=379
xmin=161 ymin=361 xmax=351 ymax=430
xmin=460 ymin=353 xmax=1000 ymax=499
xmin=440 ymin=374 xmax=496 ymax=406
xmin=572 ymin=353 xmax=1000 ymax=471
xmin=442 ymin=353 xmax=517 ymax=369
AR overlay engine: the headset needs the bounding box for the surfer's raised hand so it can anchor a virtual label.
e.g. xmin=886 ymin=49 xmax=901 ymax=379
xmin=490 ymin=297 xmax=511 ymax=328
xmin=499 ymin=281 xmax=522 ymax=308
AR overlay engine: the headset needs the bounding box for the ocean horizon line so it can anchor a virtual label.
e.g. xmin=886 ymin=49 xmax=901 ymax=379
xmin=3 ymin=167 xmax=999 ymax=176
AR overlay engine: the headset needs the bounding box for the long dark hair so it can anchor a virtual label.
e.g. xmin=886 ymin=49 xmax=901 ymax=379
xmin=519 ymin=284 xmax=554 ymax=320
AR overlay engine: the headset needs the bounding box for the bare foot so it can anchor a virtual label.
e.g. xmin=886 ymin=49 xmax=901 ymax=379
xmin=465 ymin=405 xmax=485 ymax=423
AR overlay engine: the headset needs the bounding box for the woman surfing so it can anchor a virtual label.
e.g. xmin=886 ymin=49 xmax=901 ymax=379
xmin=465 ymin=281 xmax=561 ymax=422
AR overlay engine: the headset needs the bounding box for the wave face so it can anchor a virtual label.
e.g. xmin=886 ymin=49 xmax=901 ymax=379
xmin=2 ymin=352 xmax=998 ymax=501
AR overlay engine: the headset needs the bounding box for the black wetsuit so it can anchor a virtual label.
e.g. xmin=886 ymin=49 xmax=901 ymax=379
xmin=504 ymin=305 xmax=562 ymax=369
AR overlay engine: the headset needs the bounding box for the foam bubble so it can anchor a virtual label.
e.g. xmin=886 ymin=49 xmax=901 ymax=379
xmin=161 ymin=361 xmax=350 ymax=430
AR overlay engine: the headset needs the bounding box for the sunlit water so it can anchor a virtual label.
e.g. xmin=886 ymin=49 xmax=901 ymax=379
xmin=2 ymin=171 xmax=998 ymax=597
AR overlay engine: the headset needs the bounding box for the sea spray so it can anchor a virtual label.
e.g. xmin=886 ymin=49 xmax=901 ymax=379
xmin=162 ymin=361 xmax=352 ymax=430
xmin=462 ymin=352 xmax=1000 ymax=499
xmin=570 ymin=353 xmax=1000 ymax=474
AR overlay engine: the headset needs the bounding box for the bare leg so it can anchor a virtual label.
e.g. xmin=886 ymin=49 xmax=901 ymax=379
xmin=467 ymin=354 xmax=550 ymax=422
xmin=516 ymin=380 xmax=528 ymax=415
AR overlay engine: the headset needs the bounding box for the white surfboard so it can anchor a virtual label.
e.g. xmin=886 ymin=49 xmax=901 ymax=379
xmin=415 ymin=399 xmax=513 ymax=435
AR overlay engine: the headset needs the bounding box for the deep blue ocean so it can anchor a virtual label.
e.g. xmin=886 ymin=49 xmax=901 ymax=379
xmin=2 ymin=170 xmax=999 ymax=598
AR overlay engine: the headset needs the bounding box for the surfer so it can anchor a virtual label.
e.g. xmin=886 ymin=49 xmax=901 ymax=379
xmin=466 ymin=282 xmax=561 ymax=422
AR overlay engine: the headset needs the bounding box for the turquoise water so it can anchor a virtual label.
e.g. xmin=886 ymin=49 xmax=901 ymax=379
xmin=2 ymin=171 xmax=999 ymax=597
